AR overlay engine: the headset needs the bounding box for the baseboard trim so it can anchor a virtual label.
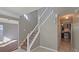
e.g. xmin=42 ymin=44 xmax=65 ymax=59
xmin=40 ymin=46 xmax=58 ymax=52
xmin=31 ymin=46 xmax=40 ymax=52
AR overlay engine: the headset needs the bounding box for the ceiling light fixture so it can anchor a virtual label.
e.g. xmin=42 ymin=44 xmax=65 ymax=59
xmin=65 ymin=16 xmax=69 ymax=19
xmin=24 ymin=14 xmax=29 ymax=20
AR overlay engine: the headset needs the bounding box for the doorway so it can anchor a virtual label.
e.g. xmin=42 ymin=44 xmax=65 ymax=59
xmin=58 ymin=15 xmax=73 ymax=52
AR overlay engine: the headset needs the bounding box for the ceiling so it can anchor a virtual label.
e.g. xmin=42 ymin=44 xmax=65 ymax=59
xmin=52 ymin=7 xmax=79 ymax=16
xmin=0 ymin=7 xmax=79 ymax=20
xmin=0 ymin=7 xmax=41 ymax=19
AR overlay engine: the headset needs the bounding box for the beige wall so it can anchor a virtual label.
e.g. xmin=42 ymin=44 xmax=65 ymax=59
xmin=40 ymin=12 xmax=58 ymax=50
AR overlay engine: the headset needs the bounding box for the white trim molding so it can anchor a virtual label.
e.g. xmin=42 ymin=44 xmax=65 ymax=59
xmin=40 ymin=46 xmax=58 ymax=52
xmin=0 ymin=18 xmax=19 ymax=24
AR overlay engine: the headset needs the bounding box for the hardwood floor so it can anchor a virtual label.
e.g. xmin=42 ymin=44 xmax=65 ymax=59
xmin=59 ymin=39 xmax=72 ymax=52
xmin=21 ymin=40 xmax=27 ymax=50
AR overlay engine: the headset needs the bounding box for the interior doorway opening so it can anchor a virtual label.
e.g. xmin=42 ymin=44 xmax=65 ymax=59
xmin=58 ymin=14 xmax=73 ymax=52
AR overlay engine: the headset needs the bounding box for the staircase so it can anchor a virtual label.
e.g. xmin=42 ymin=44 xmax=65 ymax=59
xmin=20 ymin=39 xmax=27 ymax=50
xmin=21 ymin=7 xmax=54 ymax=52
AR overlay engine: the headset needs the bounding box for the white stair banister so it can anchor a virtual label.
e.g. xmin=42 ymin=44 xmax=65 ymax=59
xmin=27 ymin=33 xmax=30 ymax=52
xmin=29 ymin=9 xmax=54 ymax=49
xmin=26 ymin=8 xmax=54 ymax=52
xmin=30 ymin=31 xmax=40 ymax=48
xmin=40 ymin=9 xmax=53 ymax=26
xmin=38 ymin=8 xmax=47 ymax=20
xmin=29 ymin=7 xmax=48 ymax=37
xmin=29 ymin=24 xmax=39 ymax=37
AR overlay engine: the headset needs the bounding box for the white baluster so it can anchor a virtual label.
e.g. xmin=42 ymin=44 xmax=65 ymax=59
xmin=27 ymin=33 xmax=30 ymax=52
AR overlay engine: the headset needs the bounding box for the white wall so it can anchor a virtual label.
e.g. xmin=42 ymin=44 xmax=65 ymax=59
xmin=72 ymin=17 xmax=79 ymax=51
xmin=40 ymin=12 xmax=58 ymax=50
xmin=27 ymin=10 xmax=38 ymax=30
xmin=0 ymin=7 xmax=41 ymax=19
xmin=4 ymin=23 xmax=19 ymax=40
xmin=0 ymin=25 xmax=3 ymax=41
xmin=0 ymin=22 xmax=19 ymax=41
xmin=19 ymin=10 xmax=38 ymax=44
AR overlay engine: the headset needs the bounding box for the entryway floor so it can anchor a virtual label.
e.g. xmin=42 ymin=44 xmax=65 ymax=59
xmin=13 ymin=48 xmax=26 ymax=52
xmin=59 ymin=39 xmax=72 ymax=52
